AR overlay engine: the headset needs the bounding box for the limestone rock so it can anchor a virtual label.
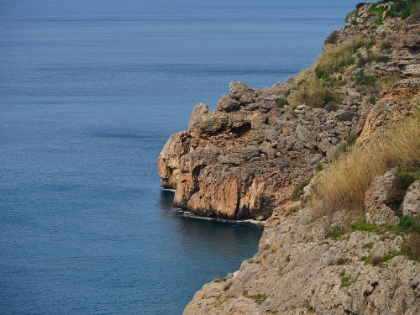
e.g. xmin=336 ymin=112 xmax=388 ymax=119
xmin=402 ymin=181 xmax=420 ymax=217
xmin=217 ymin=94 xmax=241 ymax=112
xmin=364 ymin=172 xmax=400 ymax=225
xmin=358 ymin=79 xmax=420 ymax=143
xmin=296 ymin=124 xmax=316 ymax=149
xmin=188 ymin=103 xmax=209 ymax=133
xmin=157 ymin=131 xmax=190 ymax=189
xmin=228 ymin=82 xmax=257 ymax=105
xmin=196 ymin=112 xmax=228 ymax=136
xmin=184 ymin=209 xmax=420 ymax=315
xmin=172 ymin=3 xmax=420 ymax=314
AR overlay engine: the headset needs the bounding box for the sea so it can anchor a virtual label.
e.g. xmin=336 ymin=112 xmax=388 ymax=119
xmin=0 ymin=1 xmax=361 ymax=314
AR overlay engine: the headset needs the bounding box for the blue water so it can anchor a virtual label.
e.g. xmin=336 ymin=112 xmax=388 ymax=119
xmin=0 ymin=1 xmax=361 ymax=314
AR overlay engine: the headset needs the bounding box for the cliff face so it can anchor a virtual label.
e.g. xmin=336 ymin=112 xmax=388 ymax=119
xmin=158 ymin=76 xmax=365 ymax=220
xmin=158 ymin=1 xmax=420 ymax=314
xmin=158 ymin=1 xmax=420 ymax=221
xmin=184 ymin=209 xmax=420 ymax=314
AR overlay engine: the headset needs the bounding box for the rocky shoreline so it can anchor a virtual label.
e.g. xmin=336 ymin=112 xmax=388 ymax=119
xmin=158 ymin=1 xmax=420 ymax=314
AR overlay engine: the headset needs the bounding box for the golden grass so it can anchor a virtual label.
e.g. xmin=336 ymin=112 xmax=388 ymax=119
xmin=313 ymin=105 xmax=420 ymax=217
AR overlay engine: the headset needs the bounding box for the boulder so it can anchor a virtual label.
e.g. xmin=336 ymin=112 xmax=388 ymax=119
xmin=402 ymin=181 xmax=420 ymax=217
xmin=364 ymin=172 xmax=400 ymax=225
xmin=228 ymin=82 xmax=257 ymax=105
xmin=196 ymin=112 xmax=228 ymax=136
xmin=296 ymin=124 xmax=316 ymax=149
xmin=217 ymin=95 xmax=241 ymax=112
xmin=188 ymin=103 xmax=209 ymax=133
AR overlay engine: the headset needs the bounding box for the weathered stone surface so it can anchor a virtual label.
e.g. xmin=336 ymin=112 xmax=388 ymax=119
xmin=188 ymin=103 xmax=209 ymax=133
xmin=402 ymin=181 xmax=420 ymax=217
xmin=196 ymin=112 xmax=228 ymax=136
xmin=229 ymin=82 xmax=257 ymax=105
xmin=184 ymin=209 xmax=420 ymax=315
xmin=359 ymin=79 xmax=420 ymax=143
xmin=158 ymin=4 xmax=420 ymax=313
xmin=217 ymin=94 xmax=241 ymax=112
xmin=157 ymin=131 xmax=190 ymax=189
xmin=167 ymin=2 xmax=420 ymax=315
xmin=296 ymin=124 xmax=316 ymax=148
xmin=364 ymin=172 xmax=400 ymax=225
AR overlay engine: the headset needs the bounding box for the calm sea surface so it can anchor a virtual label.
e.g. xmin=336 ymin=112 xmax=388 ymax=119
xmin=1 ymin=1 xmax=360 ymax=314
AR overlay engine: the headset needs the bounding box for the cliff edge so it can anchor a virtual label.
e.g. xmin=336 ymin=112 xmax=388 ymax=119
xmin=158 ymin=1 xmax=420 ymax=314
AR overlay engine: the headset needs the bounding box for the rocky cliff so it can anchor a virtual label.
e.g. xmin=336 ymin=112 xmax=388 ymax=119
xmin=158 ymin=1 xmax=420 ymax=314
xmin=158 ymin=81 xmax=352 ymax=220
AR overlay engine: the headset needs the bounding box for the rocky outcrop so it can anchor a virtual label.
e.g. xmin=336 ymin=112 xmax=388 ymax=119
xmin=158 ymin=1 xmax=420 ymax=221
xmin=158 ymin=81 xmax=363 ymax=220
xmin=364 ymin=171 xmax=401 ymax=225
xmin=184 ymin=209 xmax=420 ymax=315
xmin=403 ymin=181 xmax=420 ymax=217
xmin=358 ymin=79 xmax=420 ymax=143
xmin=157 ymin=2 xmax=420 ymax=314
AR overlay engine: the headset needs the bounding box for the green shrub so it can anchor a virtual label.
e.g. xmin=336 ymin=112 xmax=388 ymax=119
xmin=340 ymin=276 xmax=352 ymax=287
xmin=399 ymin=215 xmax=420 ymax=234
xmin=277 ymin=98 xmax=289 ymax=108
xmin=291 ymin=79 xmax=343 ymax=108
xmin=325 ymin=30 xmax=340 ymax=44
xmin=325 ymin=101 xmax=339 ymax=112
xmin=352 ymin=72 xmax=376 ymax=86
xmin=316 ymin=163 xmax=323 ymax=172
xmin=395 ymin=168 xmax=418 ymax=194
xmin=399 ymin=216 xmax=414 ymax=230
xmin=380 ymin=40 xmax=391 ymax=50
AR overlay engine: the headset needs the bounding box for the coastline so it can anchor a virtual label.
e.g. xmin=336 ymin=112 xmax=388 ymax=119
xmin=158 ymin=1 xmax=420 ymax=314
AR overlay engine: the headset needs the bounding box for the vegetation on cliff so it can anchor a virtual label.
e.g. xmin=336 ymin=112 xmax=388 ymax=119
xmin=179 ymin=2 xmax=420 ymax=314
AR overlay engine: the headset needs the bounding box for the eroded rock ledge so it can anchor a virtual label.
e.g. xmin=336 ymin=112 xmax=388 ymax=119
xmin=184 ymin=209 xmax=420 ymax=314
xmin=158 ymin=81 xmax=363 ymax=220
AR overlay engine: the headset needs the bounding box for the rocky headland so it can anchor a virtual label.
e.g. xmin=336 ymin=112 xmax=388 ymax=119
xmin=158 ymin=1 xmax=420 ymax=314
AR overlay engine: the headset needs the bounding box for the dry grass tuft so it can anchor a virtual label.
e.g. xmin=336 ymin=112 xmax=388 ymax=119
xmin=313 ymin=105 xmax=420 ymax=217
xmin=284 ymin=200 xmax=302 ymax=216
xmin=407 ymin=233 xmax=420 ymax=258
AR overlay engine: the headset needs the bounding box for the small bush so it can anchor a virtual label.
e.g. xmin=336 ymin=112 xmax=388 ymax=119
xmin=316 ymin=163 xmax=323 ymax=172
xmin=325 ymin=30 xmax=340 ymax=44
xmin=315 ymin=66 xmax=328 ymax=80
xmin=399 ymin=215 xmax=420 ymax=234
xmin=369 ymin=255 xmax=383 ymax=266
xmin=399 ymin=216 xmax=415 ymax=230
xmin=380 ymin=40 xmax=392 ymax=50
xmin=352 ymin=72 xmax=376 ymax=86
xmin=368 ymin=95 xmax=376 ymax=105
xmin=290 ymin=79 xmax=343 ymax=108
xmin=277 ymin=98 xmax=289 ymax=108
xmin=395 ymin=168 xmax=417 ymax=193
xmin=340 ymin=276 xmax=352 ymax=287
xmin=356 ymin=3 xmax=367 ymax=9
xmin=325 ymin=101 xmax=339 ymax=112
